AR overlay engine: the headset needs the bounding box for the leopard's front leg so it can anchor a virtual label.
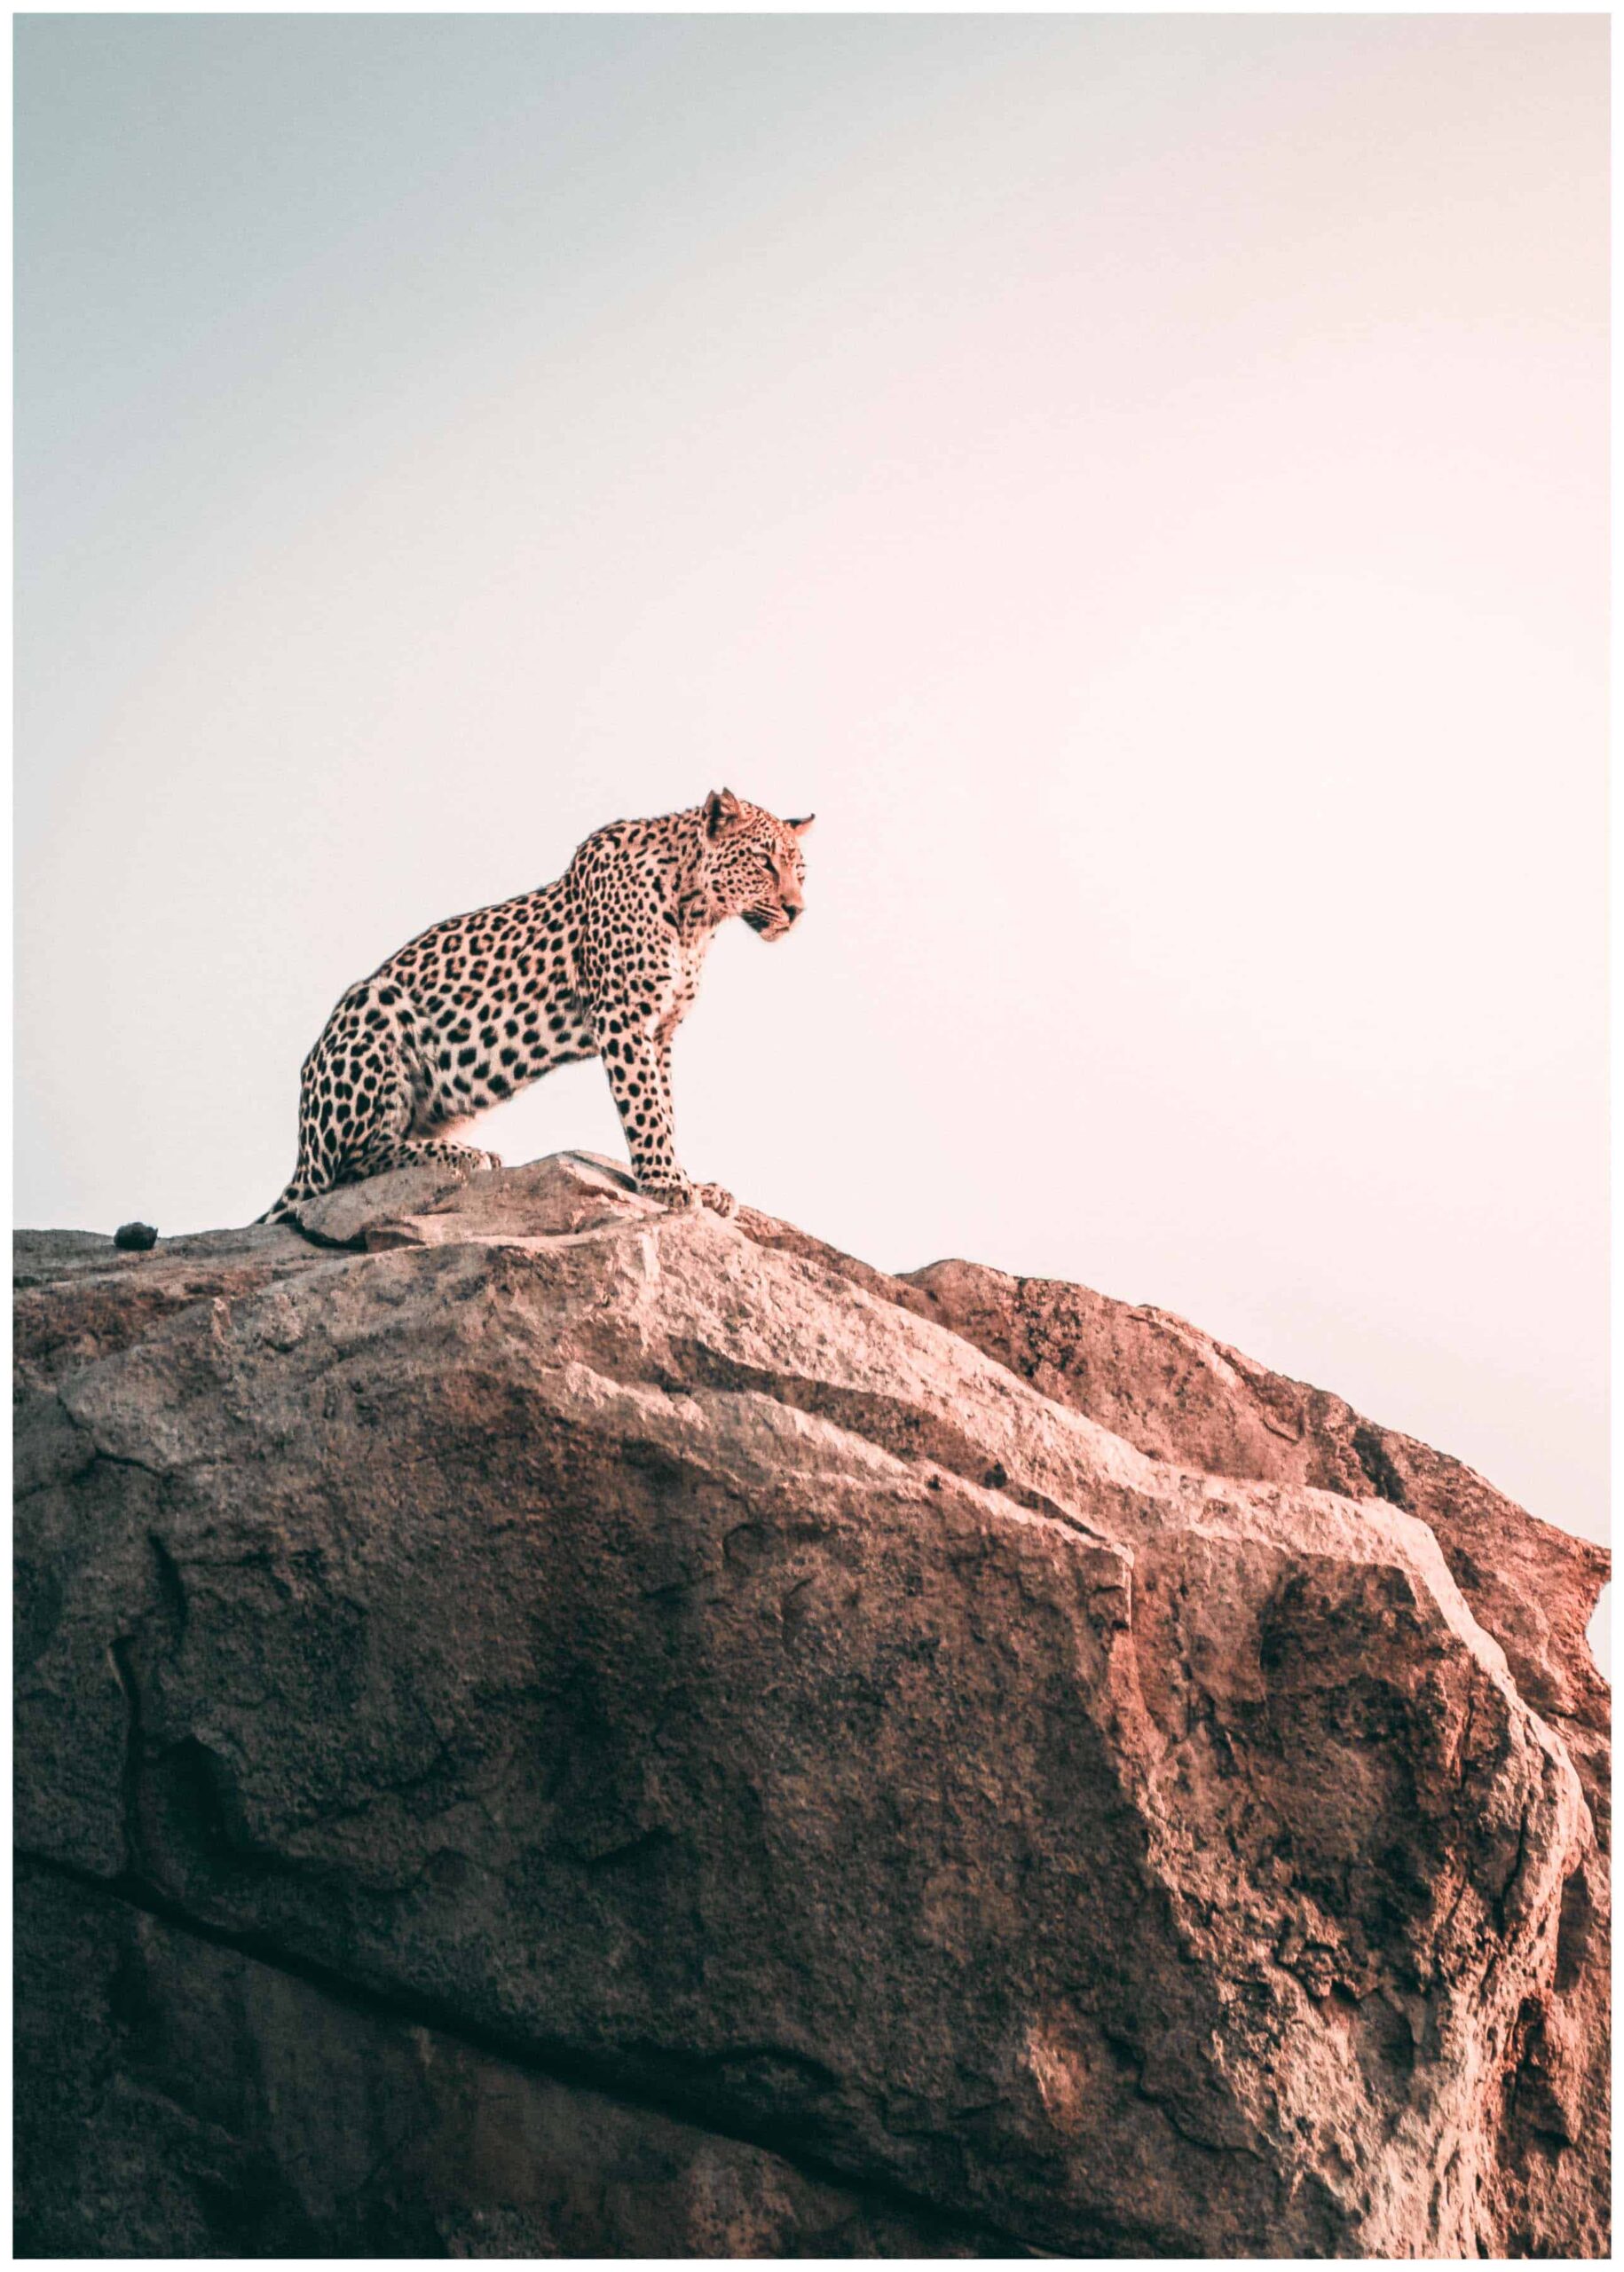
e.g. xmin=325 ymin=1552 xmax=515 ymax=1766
xmin=650 ymin=1031 xmax=737 ymax=1218
xmin=577 ymin=885 xmax=738 ymax=1218
xmin=595 ymin=1022 xmax=734 ymax=1217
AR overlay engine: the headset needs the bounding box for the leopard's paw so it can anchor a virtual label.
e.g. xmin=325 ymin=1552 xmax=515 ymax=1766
xmin=638 ymin=1178 xmax=696 ymax=1212
xmin=693 ymin=1181 xmax=737 ymax=1219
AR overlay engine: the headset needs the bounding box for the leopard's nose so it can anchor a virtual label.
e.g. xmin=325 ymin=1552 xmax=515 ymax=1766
xmin=783 ymin=903 xmax=801 ymax=925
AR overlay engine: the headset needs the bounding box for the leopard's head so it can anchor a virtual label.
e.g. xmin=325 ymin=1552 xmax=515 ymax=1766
xmin=698 ymin=789 xmax=814 ymax=941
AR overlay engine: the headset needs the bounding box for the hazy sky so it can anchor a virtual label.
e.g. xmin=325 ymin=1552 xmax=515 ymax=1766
xmin=15 ymin=18 xmax=1608 ymax=1598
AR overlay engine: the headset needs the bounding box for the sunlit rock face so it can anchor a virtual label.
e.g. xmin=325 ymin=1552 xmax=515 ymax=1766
xmin=14 ymin=1155 xmax=1609 ymax=2258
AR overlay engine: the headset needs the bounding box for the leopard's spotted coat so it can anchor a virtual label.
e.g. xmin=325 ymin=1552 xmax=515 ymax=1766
xmin=258 ymin=790 xmax=811 ymax=1225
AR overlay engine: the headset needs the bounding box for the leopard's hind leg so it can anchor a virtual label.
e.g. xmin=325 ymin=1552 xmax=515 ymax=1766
xmin=257 ymin=994 xmax=502 ymax=1223
xmin=350 ymin=1050 xmax=501 ymax=1181
xmin=359 ymin=1135 xmax=504 ymax=1176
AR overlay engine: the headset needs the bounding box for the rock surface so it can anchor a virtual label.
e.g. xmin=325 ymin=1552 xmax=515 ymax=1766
xmin=14 ymin=1153 xmax=1610 ymax=2257
xmin=16 ymin=1864 xmax=998 ymax=2258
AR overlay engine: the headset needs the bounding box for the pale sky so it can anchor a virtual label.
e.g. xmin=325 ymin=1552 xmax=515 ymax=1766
xmin=14 ymin=18 xmax=1608 ymax=1605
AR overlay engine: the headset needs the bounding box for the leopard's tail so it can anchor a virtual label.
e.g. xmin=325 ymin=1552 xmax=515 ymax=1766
xmin=256 ymin=1178 xmax=319 ymax=1227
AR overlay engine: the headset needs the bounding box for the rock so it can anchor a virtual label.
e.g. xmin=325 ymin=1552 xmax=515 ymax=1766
xmin=13 ymin=1221 xmax=322 ymax=1413
xmin=13 ymin=1227 xmax=121 ymax=1283
xmin=13 ymin=1154 xmax=1609 ymax=2257
xmin=887 ymin=1258 xmax=1612 ymax=2259
xmin=895 ymin=1258 xmax=1610 ymax=1735
xmin=291 ymin=1158 xmax=482 ymax=1248
xmin=114 ymin=1219 xmax=159 ymax=1250
xmin=16 ymin=1865 xmax=1005 ymax=2258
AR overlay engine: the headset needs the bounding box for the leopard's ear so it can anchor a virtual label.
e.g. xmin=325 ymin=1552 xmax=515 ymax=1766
xmin=704 ymin=787 xmax=744 ymax=838
xmin=785 ymin=813 xmax=816 ymax=837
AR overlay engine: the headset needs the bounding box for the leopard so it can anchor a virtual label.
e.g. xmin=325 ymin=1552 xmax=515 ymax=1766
xmin=257 ymin=788 xmax=812 ymax=1226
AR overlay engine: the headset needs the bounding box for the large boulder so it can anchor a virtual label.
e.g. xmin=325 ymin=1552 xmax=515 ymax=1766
xmin=14 ymin=1153 xmax=1609 ymax=2256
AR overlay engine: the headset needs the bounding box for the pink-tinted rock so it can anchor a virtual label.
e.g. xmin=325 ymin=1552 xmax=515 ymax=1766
xmin=14 ymin=1155 xmax=1609 ymax=2255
